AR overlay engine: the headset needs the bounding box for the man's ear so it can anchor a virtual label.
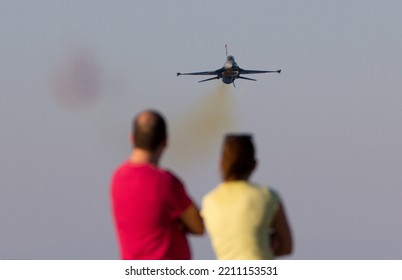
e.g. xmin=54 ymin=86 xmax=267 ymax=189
xmin=130 ymin=134 xmax=134 ymax=146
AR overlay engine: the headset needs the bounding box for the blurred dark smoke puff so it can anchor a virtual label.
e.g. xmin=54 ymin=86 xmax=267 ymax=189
xmin=51 ymin=50 xmax=101 ymax=109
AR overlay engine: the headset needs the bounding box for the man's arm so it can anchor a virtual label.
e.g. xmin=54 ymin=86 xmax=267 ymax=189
xmin=179 ymin=204 xmax=205 ymax=235
xmin=271 ymin=203 xmax=293 ymax=256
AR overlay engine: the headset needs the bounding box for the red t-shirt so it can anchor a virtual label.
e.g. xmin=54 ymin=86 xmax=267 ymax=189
xmin=111 ymin=162 xmax=193 ymax=260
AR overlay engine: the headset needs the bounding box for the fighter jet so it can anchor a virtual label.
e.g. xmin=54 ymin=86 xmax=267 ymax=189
xmin=177 ymin=45 xmax=281 ymax=87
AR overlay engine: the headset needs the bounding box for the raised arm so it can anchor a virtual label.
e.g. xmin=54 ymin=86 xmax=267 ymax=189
xmin=271 ymin=203 xmax=293 ymax=256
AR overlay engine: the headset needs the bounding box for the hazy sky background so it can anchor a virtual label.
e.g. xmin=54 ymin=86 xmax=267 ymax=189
xmin=1 ymin=1 xmax=401 ymax=259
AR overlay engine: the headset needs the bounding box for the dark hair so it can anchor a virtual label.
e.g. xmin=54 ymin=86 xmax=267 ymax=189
xmin=132 ymin=110 xmax=167 ymax=152
xmin=221 ymin=134 xmax=256 ymax=181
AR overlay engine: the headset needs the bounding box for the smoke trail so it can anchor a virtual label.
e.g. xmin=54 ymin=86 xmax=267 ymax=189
xmin=166 ymin=84 xmax=236 ymax=170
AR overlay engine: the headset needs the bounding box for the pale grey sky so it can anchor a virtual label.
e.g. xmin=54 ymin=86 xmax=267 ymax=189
xmin=1 ymin=1 xmax=401 ymax=259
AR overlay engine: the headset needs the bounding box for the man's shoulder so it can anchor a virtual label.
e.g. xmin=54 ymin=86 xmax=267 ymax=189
xmin=112 ymin=161 xmax=130 ymax=176
xmin=156 ymin=167 xmax=184 ymax=184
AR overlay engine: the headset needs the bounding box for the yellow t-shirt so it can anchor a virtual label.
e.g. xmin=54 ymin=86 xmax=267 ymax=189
xmin=201 ymin=180 xmax=280 ymax=260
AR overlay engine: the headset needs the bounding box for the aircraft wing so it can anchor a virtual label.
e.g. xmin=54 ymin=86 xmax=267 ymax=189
xmin=239 ymin=68 xmax=281 ymax=74
xmin=177 ymin=68 xmax=223 ymax=76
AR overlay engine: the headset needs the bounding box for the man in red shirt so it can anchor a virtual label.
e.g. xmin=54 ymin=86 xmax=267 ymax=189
xmin=111 ymin=110 xmax=204 ymax=259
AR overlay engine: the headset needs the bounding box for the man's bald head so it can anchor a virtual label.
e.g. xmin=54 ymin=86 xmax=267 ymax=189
xmin=132 ymin=110 xmax=167 ymax=151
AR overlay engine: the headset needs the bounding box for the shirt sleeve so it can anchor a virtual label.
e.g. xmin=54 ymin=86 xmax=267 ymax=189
xmin=262 ymin=186 xmax=281 ymax=222
xmin=269 ymin=188 xmax=281 ymax=216
xmin=165 ymin=172 xmax=193 ymax=219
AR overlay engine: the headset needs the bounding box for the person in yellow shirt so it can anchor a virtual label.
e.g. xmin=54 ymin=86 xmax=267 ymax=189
xmin=202 ymin=134 xmax=292 ymax=259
